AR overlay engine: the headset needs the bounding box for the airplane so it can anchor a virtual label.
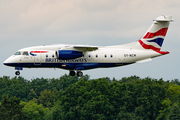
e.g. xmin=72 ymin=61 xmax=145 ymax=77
xmin=4 ymin=15 xmax=172 ymax=77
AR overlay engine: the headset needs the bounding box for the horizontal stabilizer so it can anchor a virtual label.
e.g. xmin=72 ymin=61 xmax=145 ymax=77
xmin=155 ymin=15 xmax=172 ymax=22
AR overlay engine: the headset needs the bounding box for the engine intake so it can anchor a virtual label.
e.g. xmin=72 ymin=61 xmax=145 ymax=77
xmin=56 ymin=50 xmax=83 ymax=60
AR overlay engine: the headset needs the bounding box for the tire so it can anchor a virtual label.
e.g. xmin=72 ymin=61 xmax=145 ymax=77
xmin=15 ymin=71 xmax=20 ymax=76
xmin=69 ymin=71 xmax=75 ymax=76
xmin=77 ymin=71 xmax=83 ymax=77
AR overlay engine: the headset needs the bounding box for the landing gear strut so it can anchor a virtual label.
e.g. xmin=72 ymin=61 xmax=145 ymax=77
xmin=15 ymin=71 xmax=20 ymax=76
xmin=69 ymin=70 xmax=83 ymax=77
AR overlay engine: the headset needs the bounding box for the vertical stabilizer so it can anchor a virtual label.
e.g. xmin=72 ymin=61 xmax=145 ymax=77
xmin=138 ymin=15 xmax=172 ymax=51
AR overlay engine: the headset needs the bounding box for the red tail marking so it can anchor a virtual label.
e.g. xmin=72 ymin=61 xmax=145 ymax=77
xmin=139 ymin=40 xmax=160 ymax=51
xmin=143 ymin=28 xmax=168 ymax=39
xmin=156 ymin=51 xmax=170 ymax=55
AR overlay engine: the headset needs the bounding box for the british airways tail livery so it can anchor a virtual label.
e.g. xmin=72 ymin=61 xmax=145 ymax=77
xmin=4 ymin=15 xmax=172 ymax=77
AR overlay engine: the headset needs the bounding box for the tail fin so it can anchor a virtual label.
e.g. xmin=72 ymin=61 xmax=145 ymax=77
xmin=139 ymin=15 xmax=172 ymax=51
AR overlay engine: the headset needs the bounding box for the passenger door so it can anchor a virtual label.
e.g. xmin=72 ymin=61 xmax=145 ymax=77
xmin=33 ymin=51 xmax=42 ymax=65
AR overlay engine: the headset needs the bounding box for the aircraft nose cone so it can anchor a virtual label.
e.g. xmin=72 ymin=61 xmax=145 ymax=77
xmin=3 ymin=56 xmax=14 ymax=66
xmin=3 ymin=58 xmax=10 ymax=66
xmin=3 ymin=62 xmax=7 ymax=65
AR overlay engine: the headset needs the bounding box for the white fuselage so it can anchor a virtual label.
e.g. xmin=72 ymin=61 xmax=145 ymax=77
xmin=4 ymin=44 xmax=163 ymax=71
xmin=3 ymin=15 xmax=172 ymax=76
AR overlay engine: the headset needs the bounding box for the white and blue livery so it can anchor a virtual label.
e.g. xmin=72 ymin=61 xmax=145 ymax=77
xmin=4 ymin=15 xmax=172 ymax=77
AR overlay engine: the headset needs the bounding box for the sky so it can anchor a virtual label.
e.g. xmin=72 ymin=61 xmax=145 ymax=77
xmin=0 ymin=0 xmax=180 ymax=80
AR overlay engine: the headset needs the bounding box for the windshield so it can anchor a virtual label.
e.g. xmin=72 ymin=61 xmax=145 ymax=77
xmin=22 ymin=51 xmax=29 ymax=56
xmin=14 ymin=51 xmax=21 ymax=55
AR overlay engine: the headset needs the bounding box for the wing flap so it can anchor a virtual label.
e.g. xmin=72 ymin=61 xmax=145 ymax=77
xmin=59 ymin=45 xmax=99 ymax=52
xmin=74 ymin=46 xmax=98 ymax=51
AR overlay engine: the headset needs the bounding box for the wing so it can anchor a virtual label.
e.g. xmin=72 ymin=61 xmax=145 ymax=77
xmin=60 ymin=45 xmax=99 ymax=52
xmin=73 ymin=45 xmax=98 ymax=52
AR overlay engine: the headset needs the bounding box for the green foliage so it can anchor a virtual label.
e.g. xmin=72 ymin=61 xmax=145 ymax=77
xmin=0 ymin=95 xmax=25 ymax=120
xmin=156 ymin=98 xmax=172 ymax=120
xmin=49 ymin=76 xmax=169 ymax=119
xmin=22 ymin=101 xmax=49 ymax=120
xmin=0 ymin=76 xmax=30 ymax=101
xmin=156 ymin=83 xmax=180 ymax=119
xmin=0 ymin=74 xmax=86 ymax=102
xmin=1 ymin=75 xmax=180 ymax=119
xmin=27 ymin=88 xmax=38 ymax=101
xmin=44 ymin=102 xmax=61 ymax=120
xmin=38 ymin=89 xmax=58 ymax=108
xmin=168 ymin=103 xmax=180 ymax=120
xmin=170 ymin=79 xmax=180 ymax=85
xmin=167 ymin=84 xmax=180 ymax=104
xmin=119 ymin=75 xmax=140 ymax=84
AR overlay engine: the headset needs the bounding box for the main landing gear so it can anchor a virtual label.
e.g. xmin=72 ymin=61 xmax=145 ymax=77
xmin=15 ymin=71 xmax=20 ymax=76
xmin=69 ymin=70 xmax=83 ymax=77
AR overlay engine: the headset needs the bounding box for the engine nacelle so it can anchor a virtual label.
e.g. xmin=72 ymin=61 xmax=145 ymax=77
xmin=55 ymin=50 xmax=83 ymax=60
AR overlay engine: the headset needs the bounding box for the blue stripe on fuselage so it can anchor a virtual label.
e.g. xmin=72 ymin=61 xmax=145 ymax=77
xmin=30 ymin=52 xmax=36 ymax=56
xmin=4 ymin=63 xmax=132 ymax=70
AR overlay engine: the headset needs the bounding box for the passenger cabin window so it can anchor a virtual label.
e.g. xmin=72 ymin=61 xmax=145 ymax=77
xmin=14 ymin=51 xmax=21 ymax=55
xmin=22 ymin=51 xmax=29 ymax=55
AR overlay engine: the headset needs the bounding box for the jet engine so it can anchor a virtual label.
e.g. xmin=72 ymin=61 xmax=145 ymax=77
xmin=55 ymin=50 xmax=83 ymax=60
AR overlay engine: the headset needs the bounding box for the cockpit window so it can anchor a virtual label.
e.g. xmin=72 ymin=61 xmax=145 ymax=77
xmin=14 ymin=51 xmax=21 ymax=55
xmin=22 ymin=51 xmax=29 ymax=56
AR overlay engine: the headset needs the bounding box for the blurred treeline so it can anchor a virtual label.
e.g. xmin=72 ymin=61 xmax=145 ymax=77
xmin=0 ymin=74 xmax=180 ymax=120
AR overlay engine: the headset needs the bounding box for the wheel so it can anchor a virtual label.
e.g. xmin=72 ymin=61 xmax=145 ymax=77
xmin=77 ymin=71 xmax=83 ymax=77
xmin=15 ymin=71 xmax=20 ymax=76
xmin=69 ymin=71 xmax=75 ymax=76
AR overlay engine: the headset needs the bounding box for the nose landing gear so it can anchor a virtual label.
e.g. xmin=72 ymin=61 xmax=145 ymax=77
xmin=15 ymin=71 xmax=20 ymax=76
xmin=69 ymin=70 xmax=83 ymax=77
xmin=15 ymin=67 xmax=23 ymax=76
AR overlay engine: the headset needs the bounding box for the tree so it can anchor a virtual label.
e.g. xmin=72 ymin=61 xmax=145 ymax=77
xmin=49 ymin=76 xmax=169 ymax=119
xmin=0 ymin=95 xmax=25 ymax=120
xmin=26 ymin=88 xmax=38 ymax=101
xmin=167 ymin=84 xmax=180 ymax=104
xmin=38 ymin=89 xmax=58 ymax=108
xmin=0 ymin=76 xmax=30 ymax=101
xmin=170 ymin=79 xmax=180 ymax=85
xmin=156 ymin=98 xmax=171 ymax=120
xmin=59 ymin=74 xmax=79 ymax=91
xmin=22 ymin=101 xmax=49 ymax=120
xmin=1 ymin=75 xmax=178 ymax=119
xmin=30 ymin=77 xmax=49 ymax=97
xmin=168 ymin=103 xmax=180 ymax=120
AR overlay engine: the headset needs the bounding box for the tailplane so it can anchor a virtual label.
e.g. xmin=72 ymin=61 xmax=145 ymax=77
xmin=138 ymin=15 xmax=172 ymax=51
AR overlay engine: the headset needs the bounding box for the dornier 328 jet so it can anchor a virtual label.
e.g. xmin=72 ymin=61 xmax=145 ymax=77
xmin=4 ymin=15 xmax=172 ymax=77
